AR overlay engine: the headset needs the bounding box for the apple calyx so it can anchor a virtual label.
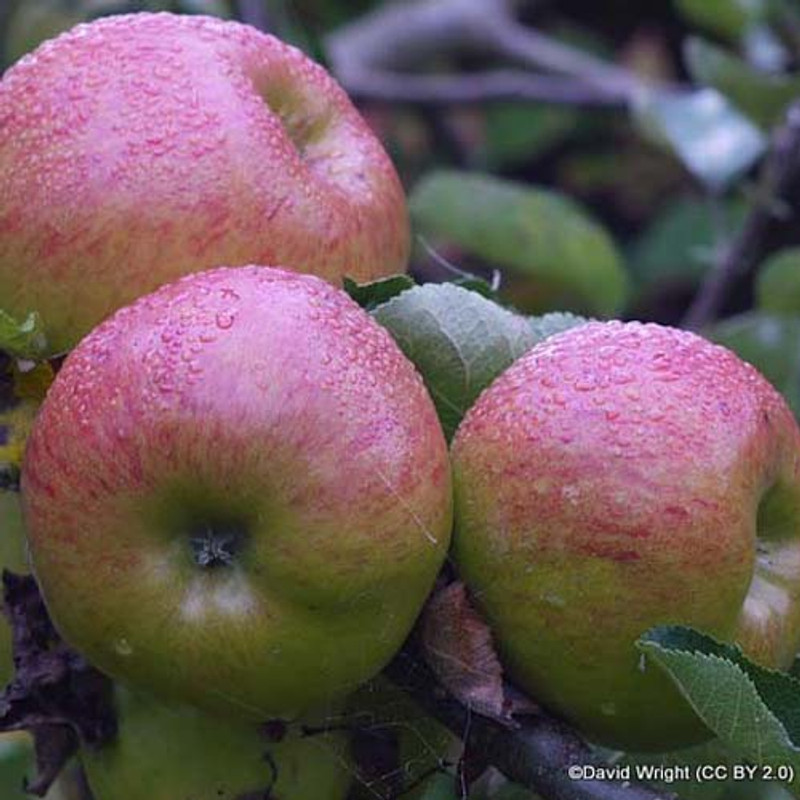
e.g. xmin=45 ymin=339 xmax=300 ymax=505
xmin=189 ymin=522 xmax=247 ymax=569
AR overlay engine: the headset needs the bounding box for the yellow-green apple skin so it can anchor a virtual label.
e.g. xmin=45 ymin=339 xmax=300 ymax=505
xmin=0 ymin=492 xmax=29 ymax=686
xmin=21 ymin=266 xmax=452 ymax=720
xmin=0 ymin=12 xmax=410 ymax=355
xmin=451 ymin=321 xmax=800 ymax=752
xmin=81 ymin=685 xmax=351 ymax=800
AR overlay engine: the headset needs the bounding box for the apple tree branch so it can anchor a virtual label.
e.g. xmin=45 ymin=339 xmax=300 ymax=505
xmin=384 ymin=645 xmax=677 ymax=800
xmin=324 ymin=0 xmax=670 ymax=108
xmin=683 ymin=100 xmax=800 ymax=330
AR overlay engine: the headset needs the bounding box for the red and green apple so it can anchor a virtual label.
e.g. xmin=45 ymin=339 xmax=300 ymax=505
xmin=451 ymin=321 xmax=800 ymax=751
xmin=0 ymin=12 xmax=409 ymax=355
xmin=21 ymin=266 xmax=452 ymax=720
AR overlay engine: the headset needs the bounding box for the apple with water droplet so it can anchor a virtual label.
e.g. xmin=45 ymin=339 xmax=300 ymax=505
xmin=451 ymin=321 xmax=800 ymax=751
xmin=0 ymin=12 xmax=409 ymax=356
xmin=81 ymin=685 xmax=352 ymax=800
xmin=21 ymin=266 xmax=452 ymax=719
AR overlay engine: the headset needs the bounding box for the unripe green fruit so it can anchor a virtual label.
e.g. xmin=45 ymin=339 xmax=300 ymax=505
xmin=81 ymin=686 xmax=351 ymax=800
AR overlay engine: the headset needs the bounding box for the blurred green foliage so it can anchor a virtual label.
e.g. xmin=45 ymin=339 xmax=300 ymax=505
xmin=410 ymin=171 xmax=628 ymax=317
xmin=756 ymin=249 xmax=800 ymax=314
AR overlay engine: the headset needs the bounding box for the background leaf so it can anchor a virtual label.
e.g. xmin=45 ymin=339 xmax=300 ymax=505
xmin=755 ymin=249 xmax=800 ymax=314
xmin=629 ymin=197 xmax=747 ymax=295
xmin=675 ymin=0 xmax=770 ymax=41
xmin=633 ymin=88 xmax=766 ymax=192
xmin=478 ymin=104 xmax=579 ymax=170
xmin=409 ymin=171 xmax=628 ymax=317
xmin=684 ymin=37 xmax=800 ymax=129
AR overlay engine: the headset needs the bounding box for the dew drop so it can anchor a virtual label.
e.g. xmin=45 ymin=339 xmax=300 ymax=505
xmin=114 ymin=638 xmax=133 ymax=656
xmin=215 ymin=312 xmax=235 ymax=330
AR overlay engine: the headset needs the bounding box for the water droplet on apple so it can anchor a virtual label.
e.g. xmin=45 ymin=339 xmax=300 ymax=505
xmin=114 ymin=638 xmax=133 ymax=656
xmin=215 ymin=312 xmax=235 ymax=330
xmin=574 ymin=375 xmax=596 ymax=392
xmin=542 ymin=592 xmax=566 ymax=608
xmin=600 ymin=702 xmax=617 ymax=716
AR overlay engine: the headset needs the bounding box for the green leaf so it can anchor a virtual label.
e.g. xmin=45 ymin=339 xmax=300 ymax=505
xmin=675 ymin=0 xmax=770 ymax=41
xmin=706 ymin=312 xmax=800 ymax=417
xmin=629 ymin=196 xmax=747 ymax=292
xmin=480 ymin=104 xmax=579 ymax=170
xmin=0 ymin=310 xmax=47 ymax=360
xmin=4 ymin=0 xmax=85 ymax=64
xmin=685 ymin=37 xmax=800 ymax=129
xmin=416 ymin=772 xmax=459 ymax=800
xmin=343 ymin=274 xmax=416 ymax=311
xmin=634 ymin=88 xmax=766 ymax=192
xmin=528 ymin=312 xmax=588 ymax=342
xmin=638 ymin=626 xmax=800 ymax=787
xmin=372 ymin=284 xmax=538 ymax=441
xmin=410 ymin=171 xmax=628 ymax=317
xmin=756 ymin=249 xmax=800 ymax=314
xmin=452 ymin=277 xmax=501 ymax=302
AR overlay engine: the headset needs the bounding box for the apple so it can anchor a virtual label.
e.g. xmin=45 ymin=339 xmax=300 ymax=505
xmin=81 ymin=685 xmax=351 ymax=800
xmin=451 ymin=320 xmax=800 ymax=752
xmin=0 ymin=12 xmax=409 ymax=356
xmin=21 ymin=266 xmax=452 ymax=720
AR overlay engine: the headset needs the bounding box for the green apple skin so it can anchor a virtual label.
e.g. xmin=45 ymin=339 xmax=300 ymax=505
xmin=0 ymin=12 xmax=409 ymax=356
xmin=348 ymin=677 xmax=456 ymax=799
xmin=451 ymin=321 xmax=800 ymax=752
xmin=0 ymin=492 xmax=29 ymax=687
xmin=22 ymin=266 xmax=452 ymax=721
xmin=81 ymin=685 xmax=351 ymax=800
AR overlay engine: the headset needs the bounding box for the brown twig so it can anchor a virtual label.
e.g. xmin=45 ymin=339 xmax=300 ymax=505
xmin=325 ymin=0 xmax=667 ymax=109
xmin=384 ymin=646 xmax=677 ymax=800
xmin=682 ymin=101 xmax=800 ymax=330
xmin=332 ymin=68 xmax=624 ymax=107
